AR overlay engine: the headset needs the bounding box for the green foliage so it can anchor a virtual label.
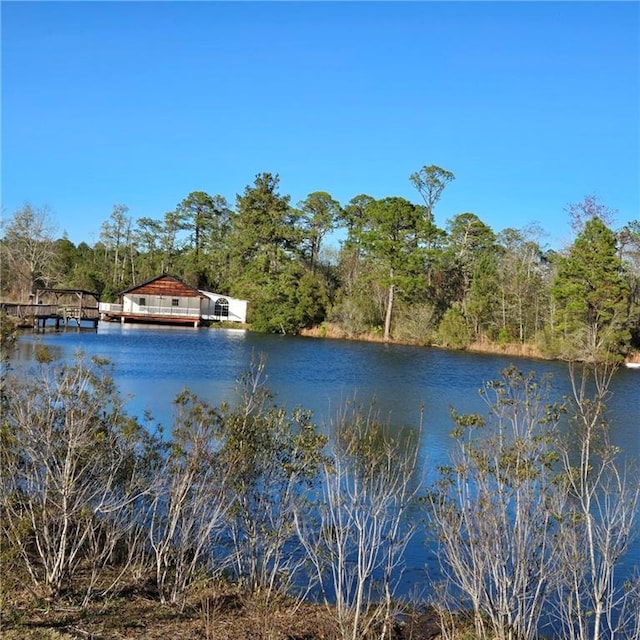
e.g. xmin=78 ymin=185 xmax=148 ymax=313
xmin=357 ymin=197 xmax=431 ymax=290
xmin=409 ymin=164 xmax=455 ymax=218
xmin=248 ymin=266 xmax=329 ymax=334
xmin=496 ymin=326 xmax=511 ymax=345
xmin=552 ymin=216 xmax=631 ymax=360
xmin=297 ymin=191 xmax=341 ymax=271
xmin=355 ymin=196 xmax=435 ymax=340
xmin=3 ymin=176 xmax=636 ymax=354
xmin=230 ymin=173 xmax=299 ymax=281
xmin=436 ymin=306 xmax=472 ymax=349
xmin=340 ymin=193 xmax=375 ymax=240
xmin=438 ymin=213 xmax=497 ymax=310
xmin=464 ymin=252 xmax=501 ymax=339
xmin=175 ymin=191 xmax=231 ymax=290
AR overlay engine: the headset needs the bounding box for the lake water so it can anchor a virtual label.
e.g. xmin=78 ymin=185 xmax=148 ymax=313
xmin=10 ymin=322 xmax=640 ymax=599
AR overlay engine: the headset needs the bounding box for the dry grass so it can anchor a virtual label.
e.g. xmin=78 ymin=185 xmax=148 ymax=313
xmin=465 ymin=338 xmax=545 ymax=360
xmin=0 ymin=574 xmax=446 ymax=640
xmin=300 ymin=323 xmax=550 ymax=362
xmin=1 ymin=588 xmax=331 ymax=640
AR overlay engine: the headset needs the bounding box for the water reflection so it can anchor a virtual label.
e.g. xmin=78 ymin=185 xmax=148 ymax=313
xmin=8 ymin=323 xmax=639 ymax=599
xmin=10 ymin=323 xmax=639 ymax=467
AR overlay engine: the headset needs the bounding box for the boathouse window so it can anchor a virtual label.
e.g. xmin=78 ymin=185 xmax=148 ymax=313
xmin=214 ymin=298 xmax=229 ymax=318
xmin=139 ymin=297 xmax=146 ymax=306
xmin=172 ymin=298 xmax=179 ymax=307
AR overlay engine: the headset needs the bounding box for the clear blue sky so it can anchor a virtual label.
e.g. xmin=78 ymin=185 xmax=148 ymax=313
xmin=2 ymin=1 xmax=638 ymax=249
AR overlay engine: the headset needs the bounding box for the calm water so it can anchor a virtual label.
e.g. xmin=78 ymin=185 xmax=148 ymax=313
xmin=10 ymin=322 xmax=640 ymax=595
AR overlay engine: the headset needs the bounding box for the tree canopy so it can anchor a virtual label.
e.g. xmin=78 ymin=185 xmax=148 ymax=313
xmin=2 ymin=176 xmax=637 ymax=359
xmin=552 ymin=215 xmax=630 ymax=360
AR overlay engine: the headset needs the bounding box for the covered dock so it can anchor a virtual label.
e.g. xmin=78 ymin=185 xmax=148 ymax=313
xmin=1 ymin=289 xmax=101 ymax=331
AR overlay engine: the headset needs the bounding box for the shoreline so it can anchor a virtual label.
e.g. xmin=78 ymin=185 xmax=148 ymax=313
xmin=299 ymin=323 xmax=547 ymax=360
xmin=298 ymin=323 xmax=640 ymax=366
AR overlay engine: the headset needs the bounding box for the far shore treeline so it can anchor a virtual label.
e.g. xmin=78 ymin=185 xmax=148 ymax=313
xmin=1 ymin=165 xmax=639 ymax=361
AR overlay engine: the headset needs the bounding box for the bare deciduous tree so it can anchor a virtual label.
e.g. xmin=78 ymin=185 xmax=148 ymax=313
xmin=428 ymin=367 xmax=566 ymax=640
xmin=99 ymin=204 xmax=135 ymax=288
xmin=296 ymin=402 xmax=421 ymax=640
xmin=0 ymin=352 xmax=154 ymax=603
xmin=566 ymin=194 xmax=617 ymax=236
xmin=554 ymin=362 xmax=640 ymax=640
xmin=0 ymin=203 xmax=58 ymax=299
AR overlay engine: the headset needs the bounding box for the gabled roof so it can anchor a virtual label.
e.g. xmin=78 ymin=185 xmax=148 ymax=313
xmin=119 ymin=274 xmax=205 ymax=298
xmin=36 ymin=288 xmax=100 ymax=301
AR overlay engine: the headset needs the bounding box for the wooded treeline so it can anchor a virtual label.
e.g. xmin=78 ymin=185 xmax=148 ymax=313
xmin=2 ymin=166 xmax=639 ymax=359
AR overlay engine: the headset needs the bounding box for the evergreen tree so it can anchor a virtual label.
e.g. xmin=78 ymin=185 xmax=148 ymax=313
xmin=356 ymin=197 xmax=431 ymax=342
xmin=229 ymin=173 xmax=300 ymax=286
xmin=409 ymin=164 xmax=455 ymax=223
xmin=438 ymin=212 xmax=497 ymax=312
xmin=175 ymin=191 xmax=231 ymax=290
xmin=466 ymin=251 xmax=502 ymax=339
xmin=297 ymin=191 xmax=341 ymax=272
xmin=552 ymin=216 xmax=630 ymax=360
xmin=228 ymin=173 xmax=312 ymax=331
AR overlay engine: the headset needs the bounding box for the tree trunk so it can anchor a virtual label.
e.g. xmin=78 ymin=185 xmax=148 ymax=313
xmin=384 ymin=271 xmax=394 ymax=342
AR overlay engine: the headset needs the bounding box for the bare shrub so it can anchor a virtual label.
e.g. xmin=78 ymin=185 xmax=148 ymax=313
xmin=296 ymin=401 xmax=421 ymax=640
xmin=553 ymin=362 xmax=640 ymax=640
xmin=0 ymin=351 xmax=155 ymax=603
xmin=428 ymin=367 xmax=566 ymax=640
xmin=147 ymin=391 xmax=231 ymax=607
xmin=218 ymin=356 xmax=328 ymax=604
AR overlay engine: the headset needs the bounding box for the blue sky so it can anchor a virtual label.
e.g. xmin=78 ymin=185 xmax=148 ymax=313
xmin=2 ymin=1 xmax=638 ymax=249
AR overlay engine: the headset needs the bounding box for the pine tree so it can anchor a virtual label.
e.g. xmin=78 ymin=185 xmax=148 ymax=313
xmin=552 ymin=216 xmax=630 ymax=360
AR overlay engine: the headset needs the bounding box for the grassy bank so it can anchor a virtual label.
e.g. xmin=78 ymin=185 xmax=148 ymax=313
xmin=299 ymin=323 xmax=640 ymax=365
xmin=299 ymin=323 xmax=547 ymax=359
xmin=0 ymin=571 xmax=442 ymax=640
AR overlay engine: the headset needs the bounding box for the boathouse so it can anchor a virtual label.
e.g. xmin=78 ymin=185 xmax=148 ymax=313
xmin=99 ymin=275 xmax=247 ymax=326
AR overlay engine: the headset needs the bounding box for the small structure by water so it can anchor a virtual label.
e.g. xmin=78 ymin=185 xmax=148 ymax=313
xmin=99 ymin=274 xmax=248 ymax=327
xmin=1 ymin=289 xmax=100 ymax=331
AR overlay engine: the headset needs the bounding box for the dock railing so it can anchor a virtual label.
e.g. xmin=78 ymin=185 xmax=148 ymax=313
xmin=1 ymin=303 xmax=59 ymax=318
xmin=99 ymin=302 xmax=200 ymax=319
xmin=1 ymin=302 xmax=100 ymax=329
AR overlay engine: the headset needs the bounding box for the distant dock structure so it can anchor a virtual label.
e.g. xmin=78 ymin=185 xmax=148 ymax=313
xmin=1 ymin=289 xmax=101 ymax=331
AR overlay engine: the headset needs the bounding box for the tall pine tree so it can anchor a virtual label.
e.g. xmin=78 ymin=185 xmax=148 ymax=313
xmin=552 ymin=216 xmax=630 ymax=361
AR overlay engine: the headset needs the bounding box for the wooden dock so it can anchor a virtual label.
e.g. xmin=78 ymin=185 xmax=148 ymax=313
xmin=1 ymin=303 xmax=100 ymax=331
xmin=1 ymin=289 xmax=101 ymax=331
